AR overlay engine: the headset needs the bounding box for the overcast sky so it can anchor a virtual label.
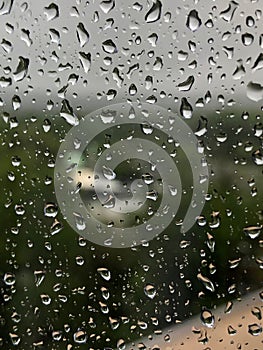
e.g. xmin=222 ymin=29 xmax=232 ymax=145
xmin=0 ymin=0 xmax=262 ymax=116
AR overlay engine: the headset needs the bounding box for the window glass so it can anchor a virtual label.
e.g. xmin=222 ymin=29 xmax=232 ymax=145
xmin=0 ymin=0 xmax=262 ymax=349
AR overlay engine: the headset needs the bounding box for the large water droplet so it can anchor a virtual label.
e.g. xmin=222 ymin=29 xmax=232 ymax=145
xmin=248 ymin=323 xmax=262 ymax=336
xmin=144 ymin=284 xmax=157 ymax=299
xmin=60 ymin=99 xmax=79 ymax=126
xmin=79 ymin=52 xmax=91 ymax=73
xmin=13 ymin=56 xmax=29 ymax=82
xmin=44 ymin=3 xmax=59 ymax=21
xmin=247 ymin=82 xmax=263 ymax=102
xmin=197 ymin=273 xmax=215 ymax=292
xmin=100 ymin=0 xmax=115 ymax=14
xmin=145 ymin=0 xmax=162 ymax=23
xmin=102 ymin=39 xmax=117 ymax=54
xmin=0 ymin=0 xmax=14 ymax=15
xmin=178 ymin=75 xmax=195 ymax=91
xmin=180 ymin=97 xmax=193 ymax=119
xmin=76 ymin=23 xmax=89 ymax=47
xmin=243 ymin=225 xmax=262 ymax=239
xmin=186 ymin=10 xmax=202 ymax=32
xmin=97 ymin=267 xmax=111 ymax=281
xmin=201 ymin=309 xmax=215 ymax=328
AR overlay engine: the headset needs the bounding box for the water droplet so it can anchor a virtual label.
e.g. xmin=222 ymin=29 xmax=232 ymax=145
xmin=97 ymin=267 xmax=111 ymax=281
xmin=243 ymin=225 xmax=262 ymax=239
xmin=3 ymin=272 xmax=16 ymax=286
xmin=227 ymin=325 xmax=237 ymax=335
xmin=232 ymin=61 xmax=246 ymax=80
xmin=180 ymin=97 xmax=193 ymax=119
xmin=201 ymin=309 xmax=215 ymax=328
xmin=44 ymin=3 xmax=59 ymax=21
xmin=34 ymin=270 xmax=46 ymax=287
xmin=12 ymin=95 xmax=21 ymax=110
xmin=73 ymin=330 xmax=87 ymax=344
xmin=13 ymin=56 xmax=29 ymax=82
xmin=144 ymin=284 xmax=156 ymax=299
xmin=40 ymin=294 xmax=51 ymax=305
xmin=145 ymin=0 xmax=162 ymax=23
xmin=129 ymin=83 xmax=137 ymax=95
xmin=178 ymin=75 xmax=195 ymax=91
xmin=197 ymin=273 xmax=215 ymax=292
xmin=0 ymin=0 xmax=14 ymax=15
xmin=248 ymin=323 xmax=262 ymax=336
xmin=44 ymin=203 xmax=58 ymax=217
xmin=102 ymin=39 xmax=117 ymax=54
xmin=102 ymin=166 xmax=116 ymax=180
xmin=76 ymin=23 xmax=89 ymax=47
xmin=21 ymin=29 xmax=33 ymax=47
xmin=252 ymin=53 xmax=263 ymax=71
xmin=79 ymin=52 xmax=91 ymax=73
xmin=50 ymin=219 xmax=63 ymax=235
xmin=186 ymin=10 xmax=202 ymax=32
xmin=251 ymin=307 xmax=262 ymax=320
xmin=60 ymin=99 xmax=79 ymax=126
xmin=247 ymin=82 xmax=263 ymax=101
xmin=241 ymin=33 xmax=254 ymax=46
xmin=9 ymin=333 xmax=20 ymax=346
xmin=225 ymin=301 xmax=233 ymax=314
xmin=146 ymin=190 xmax=158 ymax=201
xmin=141 ymin=122 xmax=153 ymax=135
xmin=229 ymin=258 xmax=241 ymax=269
xmin=1 ymin=38 xmax=12 ymax=53
xmin=219 ymin=1 xmax=238 ymax=22
xmin=252 ymin=149 xmax=263 ymax=165
xmin=100 ymin=0 xmax=115 ymax=14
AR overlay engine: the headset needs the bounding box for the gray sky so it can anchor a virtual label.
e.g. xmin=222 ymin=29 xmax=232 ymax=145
xmin=0 ymin=0 xmax=262 ymax=117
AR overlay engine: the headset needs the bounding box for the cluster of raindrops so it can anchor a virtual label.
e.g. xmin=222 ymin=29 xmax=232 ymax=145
xmin=0 ymin=0 xmax=262 ymax=349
